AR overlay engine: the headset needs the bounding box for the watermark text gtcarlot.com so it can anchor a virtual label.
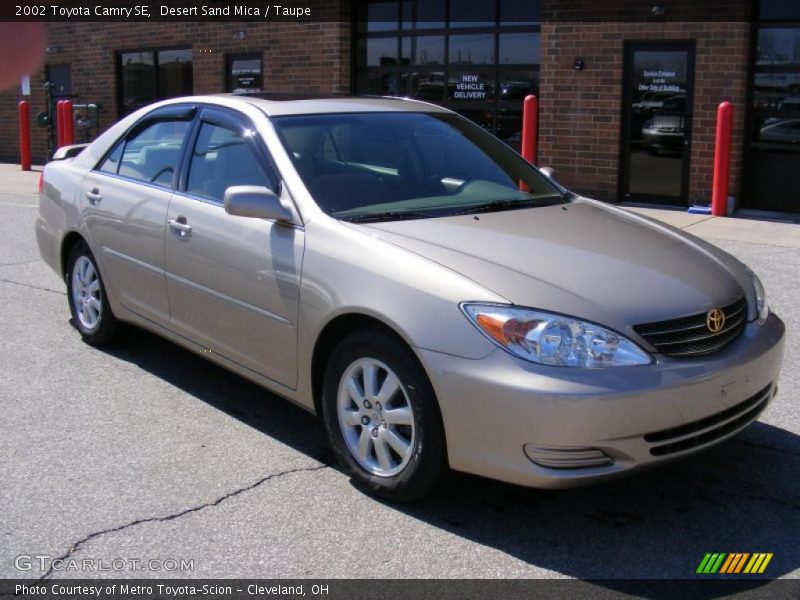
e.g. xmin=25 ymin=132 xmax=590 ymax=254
xmin=15 ymin=554 xmax=194 ymax=573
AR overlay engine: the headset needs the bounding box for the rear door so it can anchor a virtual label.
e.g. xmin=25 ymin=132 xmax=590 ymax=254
xmin=81 ymin=106 xmax=195 ymax=327
xmin=164 ymin=107 xmax=304 ymax=388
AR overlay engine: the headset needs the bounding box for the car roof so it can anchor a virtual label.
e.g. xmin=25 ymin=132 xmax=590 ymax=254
xmin=222 ymin=93 xmax=454 ymax=116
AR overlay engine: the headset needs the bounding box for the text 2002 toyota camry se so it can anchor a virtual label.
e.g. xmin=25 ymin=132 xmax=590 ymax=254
xmin=36 ymin=95 xmax=785 ymax=501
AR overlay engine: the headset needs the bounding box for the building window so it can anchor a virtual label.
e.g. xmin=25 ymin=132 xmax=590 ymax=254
xmin=119 ymin=48 xmax=192 ymax=116
xmin=744 ymin=3 xmax=800 ymax=212
xmin=354 ymin=0 xmax=541 ymax=149
xmin=226 ymin=53 xmax=263 ymax=94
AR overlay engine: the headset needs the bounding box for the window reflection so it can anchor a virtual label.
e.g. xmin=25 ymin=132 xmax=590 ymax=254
xmin=499 ymin=32 xmax=540 ymax=64
xmin=416 ymin=0 xmax=445 ymax=29
xmin=157 ymin=49 xmax=192 ymax=99
xmin=449 ymin=0 xmax=495 ymax=28
xmin=757 ymin=28 xmax=800 ymax=65
xmin=364 ymin=1 xmax=398 ymax=32
xmin=758 ymin=118 xmax=800 ymax=144
xmin=356 ymin=71 xmax=403 ymax=95
xmin=759 ymin=0 xmax=800 ymax=21
xmin=500 ymin=0 xmax=540 ymax=25
xmin=411 ymin=72 xmax=445 ymax=101
xmin=753 ymin=73 xmax=800 ymax=109
xmin=414 ymin=35 xmax=445 ymax=65
xmin=372 ymin=37 xmax=399 ymax=66
xmin=449 ymin=34 xmax=495 ymax=65
xmin=121 ymin=52 xmax=155 ymax=114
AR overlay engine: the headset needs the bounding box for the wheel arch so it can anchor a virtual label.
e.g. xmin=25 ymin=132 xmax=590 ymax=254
xmin=60 ymin=230 xmax=87 ymax=278
xmin=310 ymin=312 xmax=430 ymax=418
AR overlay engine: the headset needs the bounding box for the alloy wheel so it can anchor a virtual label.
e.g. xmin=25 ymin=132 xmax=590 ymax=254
xmin=337 ymin=358 xmax=416 ymax=477
xmin=71 ymin=255 xmax=102 ymax=330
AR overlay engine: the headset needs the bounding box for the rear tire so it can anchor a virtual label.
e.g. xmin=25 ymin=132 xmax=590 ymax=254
xmin=66 ymin=242 xmax=118 ymax=346
xmin=321 ymin=330 xmax=447 ymax=502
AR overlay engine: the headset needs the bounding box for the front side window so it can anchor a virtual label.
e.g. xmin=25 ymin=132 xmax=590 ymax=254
xmin=186 ymin=122 xmax=277 ymax=202
xmin=272 ymin=111 xmax=564 ymax=221
xmin=116 ymin=120 xmax=191 ymax=187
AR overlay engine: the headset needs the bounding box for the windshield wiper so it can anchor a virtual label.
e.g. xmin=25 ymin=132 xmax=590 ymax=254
xmin=452 ymin=196 xmax=564 ymax=216
xmin=340 ymin=210 xmax=435 ymax=223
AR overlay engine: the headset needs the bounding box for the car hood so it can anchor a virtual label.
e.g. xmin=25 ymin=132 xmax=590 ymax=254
xmin=359 ymin=199 xmax=749 ymax=337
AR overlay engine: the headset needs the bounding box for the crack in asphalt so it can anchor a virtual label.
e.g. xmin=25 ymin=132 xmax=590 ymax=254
xmin=38 ymin=462 xmax=334 ymax=580
xmin=0 ymin=278 xmax=65 ymax=295
xmin=0 ymin=259 xmax=41 ymax=268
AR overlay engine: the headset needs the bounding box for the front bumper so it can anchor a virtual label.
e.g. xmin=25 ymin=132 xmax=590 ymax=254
xmin=419 ymin=313 xmax=785 ymax=488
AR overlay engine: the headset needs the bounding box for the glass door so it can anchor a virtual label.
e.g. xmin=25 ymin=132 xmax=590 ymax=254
xmin=620 ymin=42 xmax=695 ymax=204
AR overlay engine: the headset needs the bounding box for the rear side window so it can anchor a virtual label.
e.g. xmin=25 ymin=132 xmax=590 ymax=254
xmin=186 ymin=121 xmax=277 ymax=202
xmin=116 ymin=120 xmax=191 ymax=187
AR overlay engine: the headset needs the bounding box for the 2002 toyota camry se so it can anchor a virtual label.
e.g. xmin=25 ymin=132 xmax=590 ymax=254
xmin=36 ymin=95 xmax=785 ymax=501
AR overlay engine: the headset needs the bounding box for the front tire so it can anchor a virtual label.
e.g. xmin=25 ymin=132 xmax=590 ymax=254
xmin=66 ymin=242 xmax=117 ymax=345
xmin=322 ymin=330 xmax=447 ymax=502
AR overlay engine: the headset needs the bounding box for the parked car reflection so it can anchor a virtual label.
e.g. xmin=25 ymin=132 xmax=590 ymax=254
xmin=642 ymin=94 xmax=686 ymax=154
xmin=632 ymin=91 xmax=675 ymax=117
xmin=760 ymin=118 xmax=800 ymax=144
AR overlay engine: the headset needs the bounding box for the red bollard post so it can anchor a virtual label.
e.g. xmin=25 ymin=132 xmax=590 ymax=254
xmin=19 ymin=101 xmax=31 ymax=171
xmin=521 ymin=94 xmax=538 ymax=165
xmin=711 ymin=101 xmax=733 ymax=217
xmin=56 ymin=100 xmax=65 ymax=148
xmin=63 ymin=100 xmax=75 ymax=146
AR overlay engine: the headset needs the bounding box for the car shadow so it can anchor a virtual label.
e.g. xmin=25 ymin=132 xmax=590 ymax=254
xmin=98 ymin=326 xmax=799 ymax=586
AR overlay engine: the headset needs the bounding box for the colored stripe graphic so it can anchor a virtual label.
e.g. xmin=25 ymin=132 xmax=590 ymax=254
xmin=697 ymin=553 xmax=727 ymax=574
xmin=744 ymin=553 xmax=773 ymax=574
xmin=733 ymin=553 xmax=750 ymax=573
xmin=697 ymin=553 xmax=773 ymax=574
xmin=720 ymin=553 xmax=749 ymax=573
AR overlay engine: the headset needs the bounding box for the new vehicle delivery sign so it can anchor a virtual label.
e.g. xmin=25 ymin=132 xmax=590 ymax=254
xmin=454 ymin=74 xmax=486 ymax=100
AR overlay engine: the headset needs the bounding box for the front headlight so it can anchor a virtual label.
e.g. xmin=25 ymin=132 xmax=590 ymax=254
xmin=461 ymin=304 xmax=652 ymax=368
xmin=752 ymin=273 xmax=769 ymax=321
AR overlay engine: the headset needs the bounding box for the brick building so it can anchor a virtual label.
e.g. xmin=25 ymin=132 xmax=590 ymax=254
xmin=3 ymin=0 xmax=799 ymax=213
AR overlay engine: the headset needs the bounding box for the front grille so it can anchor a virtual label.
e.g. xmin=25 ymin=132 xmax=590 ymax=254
xmin=633 ymin=297 xmax=747 ymax=357
xmin=644 ymin=383 xmax=773 ymax=456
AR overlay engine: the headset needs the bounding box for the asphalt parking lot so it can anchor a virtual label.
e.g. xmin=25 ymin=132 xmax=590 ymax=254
xmin=1 ymin=164 xmax=798 ymax=581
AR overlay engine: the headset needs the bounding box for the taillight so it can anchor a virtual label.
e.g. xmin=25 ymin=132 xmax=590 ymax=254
xmin=38 ymin=172 xmax=43 ymax=194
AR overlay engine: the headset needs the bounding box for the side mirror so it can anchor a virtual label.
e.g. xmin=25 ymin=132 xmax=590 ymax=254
xmin=223 ymin=185 xmax=294 ymax=223
xmin=539 ymin=166 xmax=555 ymax=179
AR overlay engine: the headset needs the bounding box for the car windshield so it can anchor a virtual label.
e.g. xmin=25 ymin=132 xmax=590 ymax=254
xmin=271 ymin=112 xmax=565 ymax=222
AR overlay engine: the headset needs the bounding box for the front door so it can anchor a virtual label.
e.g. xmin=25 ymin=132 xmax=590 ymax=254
xmin=164 ymin=108 xmax=303 ymax=388
xmin=82 ymin=113 xmax=194 ymax=328
xmin=621 ymin=42 xmax=695 ymax=204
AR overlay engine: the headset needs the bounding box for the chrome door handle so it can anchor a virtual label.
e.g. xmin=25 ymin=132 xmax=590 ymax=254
xmin=85 ymin=188 xmax=102 ymax=204
xmin=168 ymin=217 xmax=192 ymax=237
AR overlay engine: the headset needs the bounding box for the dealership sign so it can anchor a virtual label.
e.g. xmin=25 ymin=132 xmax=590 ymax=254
xmin=454 ymin=74 xmax=486 ymax=100
xmin=639 ymin=69 xmax=682 ymax=93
